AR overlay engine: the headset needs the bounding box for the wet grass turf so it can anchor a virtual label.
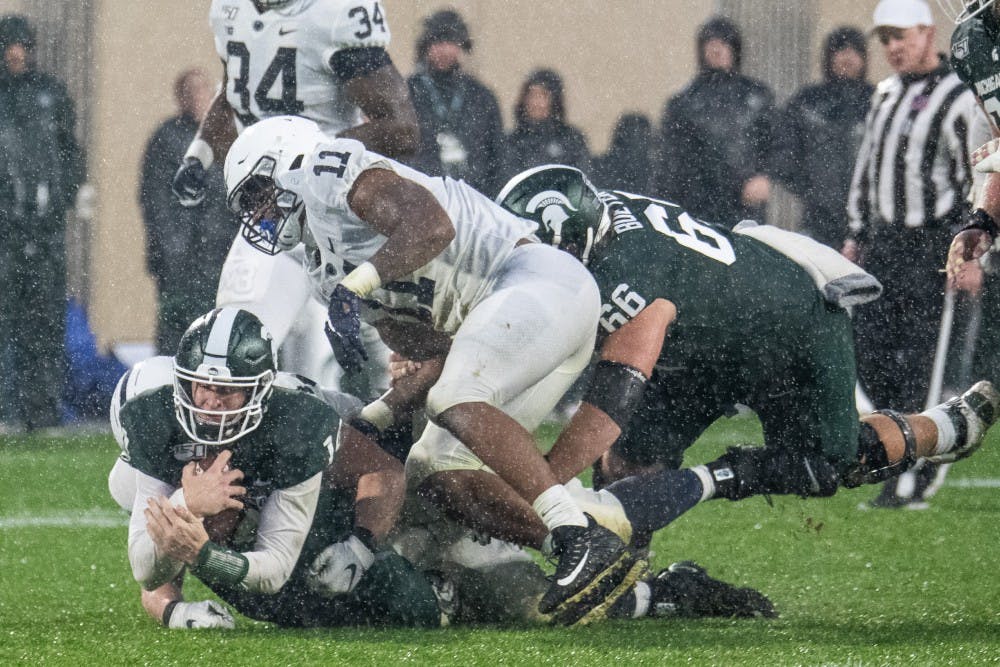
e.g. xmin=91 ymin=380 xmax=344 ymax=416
xmin=2 ymin=417 xmax=999 ymax=665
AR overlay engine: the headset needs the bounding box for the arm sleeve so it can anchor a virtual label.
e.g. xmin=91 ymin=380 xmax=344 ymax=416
xmin=769 ymin=98 xmax=808 ymax=195
xmin=56 ymin=86 xmax=83 ymax=207
xmin=846 ymin=101 xmax=879 ymax=239
xmin=329 ymin=47 xmax=392 ymax=83
xmin=139 ymin=128 xmax=171 ymax=277
xmin=127 ymin=471 xmax=186 ymax=590
xmin=748 ymin=88 xmax=776 ymax=178
xmin=241 ymin=472 xmax=322 ymax=594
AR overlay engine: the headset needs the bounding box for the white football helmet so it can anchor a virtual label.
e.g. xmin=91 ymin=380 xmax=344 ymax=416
xmin=225 ymin=115 xmax=326 ymax=255
xmin=936 ymin=0 xmax=997 ymax=23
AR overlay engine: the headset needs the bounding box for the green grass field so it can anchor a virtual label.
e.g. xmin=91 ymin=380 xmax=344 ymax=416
xmin=2 ymin=416 xmax=999 ymax=666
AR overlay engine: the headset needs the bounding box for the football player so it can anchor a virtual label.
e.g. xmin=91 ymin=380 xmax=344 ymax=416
xmin=171 ymin=0 xmax=418 ymax=398
xmin=108 ymin=307 xmax=442 ymax=629
xmin=942 ymin=1 xmax=1000 ymax=283
xmin=224 ymin=115 xmax=646 ymax=625
xmin=494 ymin=165 xmax=999 ymax=545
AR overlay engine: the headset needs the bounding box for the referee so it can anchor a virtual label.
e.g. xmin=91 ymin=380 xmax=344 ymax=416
xmin=844 ymin=0 xmax=990 ymax=507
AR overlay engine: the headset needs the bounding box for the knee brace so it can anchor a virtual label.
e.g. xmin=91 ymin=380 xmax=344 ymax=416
xmin=841 ymin=410 xmax=917 ymax=488
xmin=706 ymin=445 xmax=841 ymax=500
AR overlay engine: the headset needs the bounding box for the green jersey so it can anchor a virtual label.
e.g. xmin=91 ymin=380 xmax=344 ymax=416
xmin=951 ymin=12 xmax=1000 ymax=125
xmin=120 ymin=379 xmax=337 ymax=508
xmin=591 ymin=191 xmax=860 ymax=468
xmin=590 ymin=191 xmax=825 ymax=366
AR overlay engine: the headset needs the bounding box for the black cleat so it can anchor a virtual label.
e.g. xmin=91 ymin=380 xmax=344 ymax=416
xmin=539 ymin=514 xmax=644 ymax=625
xmin=647 ymin=561 xmax=777 ymax=619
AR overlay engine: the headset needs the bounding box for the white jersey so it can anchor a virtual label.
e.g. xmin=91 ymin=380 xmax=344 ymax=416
xmin=297 ymin=138 xmax=539 ymax=333
xmin=209 ymin=0 xmax=391 ymax=133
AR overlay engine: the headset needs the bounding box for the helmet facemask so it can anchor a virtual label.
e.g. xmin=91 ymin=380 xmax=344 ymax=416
xmin=173 ymin=365 xmax=275 ymax=446
xmin=172 ymin=308 xmax=278 ymax=446
xmin=254 ymin=0 xmax=296 ymax=10
xmin=936 ymin=0 xmax=997 ymax=23
xmin=228 ymin=155 xmax=304 ymax=255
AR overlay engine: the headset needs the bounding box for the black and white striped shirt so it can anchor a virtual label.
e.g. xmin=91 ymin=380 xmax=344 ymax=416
xmin=848 ymin=59 xmax=989 ymax=236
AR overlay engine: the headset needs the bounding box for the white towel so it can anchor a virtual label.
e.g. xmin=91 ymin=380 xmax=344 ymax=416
xmin=733 ymin=220 xmax=882 ymax=308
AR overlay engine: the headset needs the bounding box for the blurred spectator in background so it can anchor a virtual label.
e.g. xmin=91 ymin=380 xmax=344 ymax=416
xmin=654 ymin=16 xmax=774 ymax=227
xmin=139 ymin=68 xmax=234 ymax=355
xmin=771 ymin=27 xmax=873 ymax=248
xmin=499 ymin=68 xmax=591 ymax=186
xmin=0 ymin=14 xmax=83 ymax=432
xmin=406 ymin=9 xmax=504 ymax=196
xmin=592 ymin=112 xmax=654 ymax=193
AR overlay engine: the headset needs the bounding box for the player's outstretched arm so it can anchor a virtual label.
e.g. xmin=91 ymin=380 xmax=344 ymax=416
xmin=547 ymin=299 xmax=676 ymax=484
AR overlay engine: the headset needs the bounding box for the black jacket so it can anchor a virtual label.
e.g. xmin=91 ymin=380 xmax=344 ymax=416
xmin=405 ymin=67 xmax=505 ymax=197
xmin=655 ymin=69 xmax=774 ymax=226
xmin=139 ymin=114 xmax=233 ymax=294
xmin=771 ymin=78 xmax=873 ymax=247
xmin=499 ymin=119 xmax=591 ymax=188
xmin=0 ymin=69 xmax=83 ymax=225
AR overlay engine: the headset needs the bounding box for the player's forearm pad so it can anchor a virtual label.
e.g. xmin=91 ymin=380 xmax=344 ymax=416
xmin=583 ymin=360 xmax=648 ymax=430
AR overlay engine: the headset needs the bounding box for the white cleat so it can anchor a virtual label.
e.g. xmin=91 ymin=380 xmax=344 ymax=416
xmin=927 ymin=380 xmax=1000 ymax=463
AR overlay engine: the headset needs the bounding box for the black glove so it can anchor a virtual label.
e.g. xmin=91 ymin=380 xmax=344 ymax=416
xmin=172 ymin=157 xmax=208 ymax=207
xmin=325 ymin=284 xmax=368 ymax=374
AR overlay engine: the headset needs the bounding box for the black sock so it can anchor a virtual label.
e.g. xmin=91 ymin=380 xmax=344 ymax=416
xmin=606 ymin=469 xmax=704 ymax=533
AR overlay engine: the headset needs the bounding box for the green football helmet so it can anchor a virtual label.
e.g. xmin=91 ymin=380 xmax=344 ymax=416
xmin=496 ymin=164 xmax=610 ymax=265
xmin=936 ymin=0 xmax=996 ymax=23
xmin=173 ymin=308 xmax=276 ymax=445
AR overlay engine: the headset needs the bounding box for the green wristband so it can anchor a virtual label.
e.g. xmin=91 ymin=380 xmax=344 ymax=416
xmin=190 ymin=541 xmax=249 ymax=588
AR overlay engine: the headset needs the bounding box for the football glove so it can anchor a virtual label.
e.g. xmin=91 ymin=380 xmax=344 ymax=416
xmin=165 ymin=599 xmax=236 ymax=629
xmin=324 ymin=284 xmax=368 ymax=374
xmin=306 ymin=534 xmax=376 ymax=596
xmin=172 ymin=157 xmax=208 ymax=207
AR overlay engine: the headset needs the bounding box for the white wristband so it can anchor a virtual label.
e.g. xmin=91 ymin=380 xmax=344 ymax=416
xmin=341 ymin=261 xmax=382 ymax=297
xmin=184 ymin=138 xmax=214 ymax=169
xmin=359 ymin=399 xmax=394 ymax=431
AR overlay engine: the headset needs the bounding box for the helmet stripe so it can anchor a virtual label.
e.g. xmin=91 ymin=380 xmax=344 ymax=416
xmin=203 ymin=307 xmax=240 ymax=366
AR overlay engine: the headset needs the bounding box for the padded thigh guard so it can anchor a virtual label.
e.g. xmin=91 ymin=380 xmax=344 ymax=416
xmin=707 ymin=445 xmax=842 ymax=500
xmin=840 ymin=412 xmax=917 ymax=488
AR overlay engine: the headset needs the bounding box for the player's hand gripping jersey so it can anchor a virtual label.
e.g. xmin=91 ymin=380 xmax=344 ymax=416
xmin=299 ymin=138 xmax=539 ymax=332
xmin=210 ymin=0 xmax=390 ymax=133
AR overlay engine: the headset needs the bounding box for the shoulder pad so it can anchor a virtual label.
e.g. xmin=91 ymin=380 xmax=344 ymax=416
xmin=110 ymin=356 xmax=175 ymax=450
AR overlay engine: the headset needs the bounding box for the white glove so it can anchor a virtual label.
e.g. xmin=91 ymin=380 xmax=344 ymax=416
xmin=307 ymin=535 xmax=376 ymax=596
xmin=973 ymin=138 xmax=1000 ymax=173
xmin=166 ymin=600 xmax=235 ymax=630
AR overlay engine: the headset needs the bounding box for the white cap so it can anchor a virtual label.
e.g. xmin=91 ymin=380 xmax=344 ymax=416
xmin=872 ymin=0 xmax=935 ymax=28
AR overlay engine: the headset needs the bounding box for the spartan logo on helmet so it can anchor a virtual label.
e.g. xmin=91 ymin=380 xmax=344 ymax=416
xmin=496 ymin=164 xmax=610 ymax=265
xmin=525 ymin=190 xmax=579 ymax=250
